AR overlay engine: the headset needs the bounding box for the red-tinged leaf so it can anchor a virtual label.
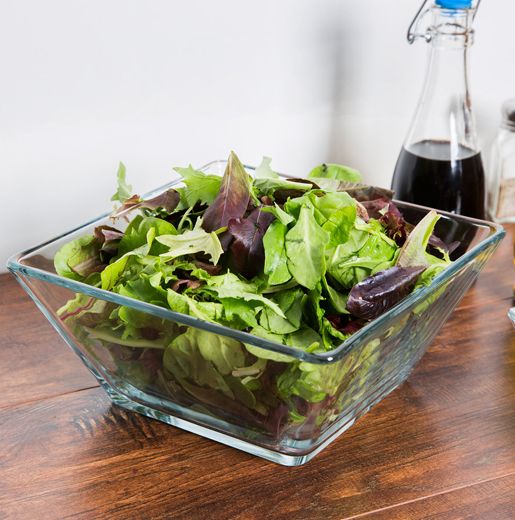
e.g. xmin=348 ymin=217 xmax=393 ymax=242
xmin=171 ymin=279 xmax=203 ymax=293
xmin=361 ymin=198 xmax=390 ymax=219
xmin=193 ymin=260 xmax=222 ymax=276
xmin=228 ymin=207 xmax=275 ymax=278
xmin=72 ymin=256 xmax=106 ymax=278
xmin=326 ymin=314 xmax=366 ymax=335
xmin=202 ymin=151 xmax=253 ymax=233
xmin=111 ymin=194 xmax=142 ymax=217
xmin=428 ymin=234 xmax=460 ymax=255
xmin=111 ymin=190 xmax=180 ymax=218
xmin=140 ymin=189 xmax=180 ymax=213
xmin=346 ymin=266 xmax=426 ymax=320
xmin=364 ymin=199 xmax=457 ymax=254
xmin=94 ymin=225 xmax=124 ymax=245
xmin=94 ymin=225 xmax=124 ymax=258
xmin=362 ymin=199 xmax=408 ymax=246
xmin=379 ymin=202 xmax=408 ymax=245
xmin=339 ymin=184 xmax=393 ymax=202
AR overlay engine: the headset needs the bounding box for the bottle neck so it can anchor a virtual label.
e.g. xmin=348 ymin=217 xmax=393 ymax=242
xmin=404 ymin=7 xmax=479 ymax=160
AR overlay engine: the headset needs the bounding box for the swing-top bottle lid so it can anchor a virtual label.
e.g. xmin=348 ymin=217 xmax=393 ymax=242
xmin=435 ymin=0 xmax=472 ymax=9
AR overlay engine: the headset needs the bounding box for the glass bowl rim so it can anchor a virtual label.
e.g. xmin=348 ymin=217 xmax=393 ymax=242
xmin=7 ymin=160 xmax=505 ymax=365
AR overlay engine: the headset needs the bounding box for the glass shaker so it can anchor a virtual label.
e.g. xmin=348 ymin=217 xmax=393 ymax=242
xmin=487 ymin=99 xmax=515 ymax=223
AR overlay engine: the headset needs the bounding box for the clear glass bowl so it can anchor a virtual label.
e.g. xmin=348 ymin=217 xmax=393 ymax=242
xmin=7 ymin=161 xmax=505 ymax=466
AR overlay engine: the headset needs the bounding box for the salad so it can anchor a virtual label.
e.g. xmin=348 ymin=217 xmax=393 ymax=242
xmin=54 ymin=152 xmax=454 ymax=438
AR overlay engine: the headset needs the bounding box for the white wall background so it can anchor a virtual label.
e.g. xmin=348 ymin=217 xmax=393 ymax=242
xmin=2 ymin=0 xmax=514 ymax=270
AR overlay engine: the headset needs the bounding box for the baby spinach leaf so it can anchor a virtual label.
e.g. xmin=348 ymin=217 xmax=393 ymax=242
xmin=285 ymin=205 xmax=329 ymax=290
xmin=261 ymin=204 xmax=294 ymax=226
xmin=322 ymin=277 xmax=349 ymax=314
xmin=263 ymin=220 xmax=291 ymax=286
xmin=259 ymin=288 xmax=305 ymax=334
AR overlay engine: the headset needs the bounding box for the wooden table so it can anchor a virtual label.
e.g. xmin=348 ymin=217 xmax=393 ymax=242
xmin=1 ymin=226 xmax=514 ymax=520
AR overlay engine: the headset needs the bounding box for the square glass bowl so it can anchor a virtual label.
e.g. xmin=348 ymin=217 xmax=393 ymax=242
xmin=7 ymin=161 xmax=505 ymax=466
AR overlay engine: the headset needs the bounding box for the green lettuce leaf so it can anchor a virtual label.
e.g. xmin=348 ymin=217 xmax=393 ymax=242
xmin=173 ymin=164 xmax=223 ymax=207
xmin=119 ymin=215 xmax=176 ymax=256
xmin=111 ymin=162 xmax=133 ymax=203
xmin=253 ymin=177 xmax=313 ymax=197
xmin=166 ymin=289 xmax=224 ymax=322
xmin=261 ymin=204 xmax=294 ymax=226
xmin=308 ymin=163 xmax=362 ymax=183
xmin=328 ymin=221 xmax=397 ymax=289
xmin=285 ymin=205 xmax=329 ymax=290
xmin=101 ymin=229 xmax=156 ymax=290
xmin=54 ymin=235 xmax=102 ymax=281
xmin=254 ymin=156 xmax=279 ymax=178
xmin=397 ymin=210 xmax=441 ymax=268
xmin=157 ymin=222 xmax=223 ymax=265
xmin=204 ymin=272 xmax=286 ymax=318
xmin=259 ymin=287 xmax=305 ymax=334
xmin=263 ymin=221 xmax=291 ymax=286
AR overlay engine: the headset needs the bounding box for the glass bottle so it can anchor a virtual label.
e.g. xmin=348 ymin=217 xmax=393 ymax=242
xmin=487 ymin=99 xmax=515 ymax=223
xmin=391 ymin=0 xmax=485 ymax=219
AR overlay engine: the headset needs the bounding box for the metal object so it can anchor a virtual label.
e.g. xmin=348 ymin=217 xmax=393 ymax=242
xmin=407 ymin=0 xmax=481 ymax=44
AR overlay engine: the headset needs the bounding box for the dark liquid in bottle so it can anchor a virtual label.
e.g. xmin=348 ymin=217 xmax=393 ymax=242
xmin=391 ymin=140 xmax=485 ymax=220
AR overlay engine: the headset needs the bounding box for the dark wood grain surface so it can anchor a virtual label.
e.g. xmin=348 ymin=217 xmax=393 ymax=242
xmin=1 ymin=225 xmax=514 ymax=520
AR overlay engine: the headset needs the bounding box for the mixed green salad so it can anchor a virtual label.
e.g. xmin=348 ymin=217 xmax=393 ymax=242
xmin=55 ymin=152 xmax=454 ymax=438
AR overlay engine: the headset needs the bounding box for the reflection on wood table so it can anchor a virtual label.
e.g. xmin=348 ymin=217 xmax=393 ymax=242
xmin=0 ymin=225 xmax=514 ymax=520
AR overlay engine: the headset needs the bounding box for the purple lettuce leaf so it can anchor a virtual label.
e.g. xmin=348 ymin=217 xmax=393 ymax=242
xmin=361 ymin=197 xmax=390 ymax=219
xmin=228 ymin=207 xmax=275 ymax=278
xmin=193 ymin=260 xmax=222 ymax=276
xmin=111 ymin=189 xmax=180 ymax=218
xmin=364 ymin=199 xmax=459 ymax=254
xmin=141 ymin=189 xmax=180 ymax=213
xmin=202 ymin=151 xmax=253 ymax=233
xmin=428 ymin=234 xmax=460 ymax=255
xmin=379 ymin=202 xmax=408 ymax=245
xmin=94 ymin=225 xmax=124 ymax=258
xmin=339 ymin=184 xmax=394 ymax=202
xmin=326 ymin=314 xmax=366 ymax=335
xmin=94 ymin=225 xmax=124 ymax=244
xmin=361 ymin=199 xmax=408 ymax=245
xmin=171 ymin=279 xmax=204 ymax=293
xmin=346 ymin=265 xmax=426 ymax=320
